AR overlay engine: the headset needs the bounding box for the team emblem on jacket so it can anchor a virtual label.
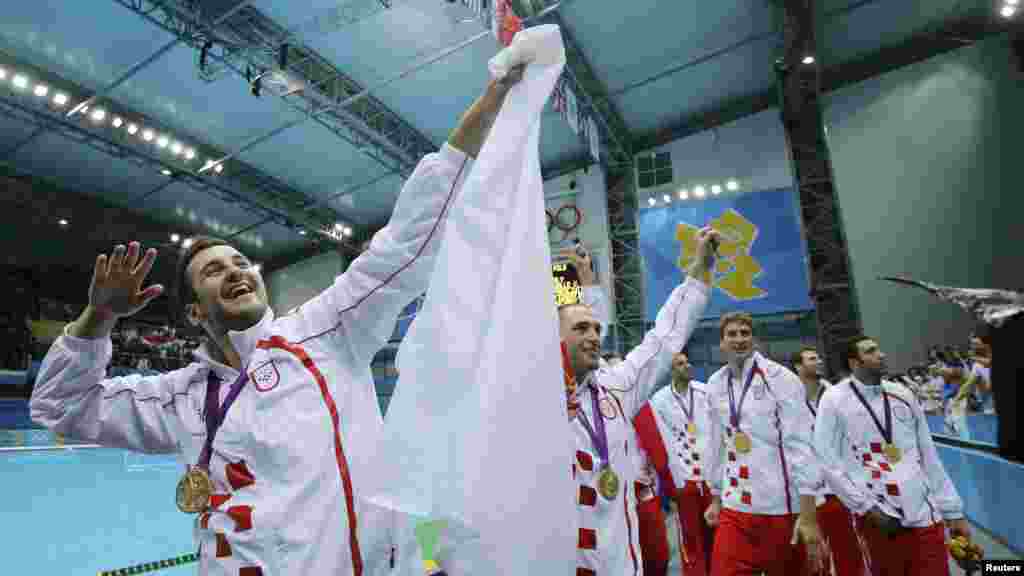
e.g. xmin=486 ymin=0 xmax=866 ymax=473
xmin=599 ymin=397 xmax=618 ymax=419
xmin=250 ymin=360 xmax=281 ymax=392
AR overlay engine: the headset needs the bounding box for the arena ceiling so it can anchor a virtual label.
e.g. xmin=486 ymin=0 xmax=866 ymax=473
xmin=0 ymin=0 xmax=1015 ymax=282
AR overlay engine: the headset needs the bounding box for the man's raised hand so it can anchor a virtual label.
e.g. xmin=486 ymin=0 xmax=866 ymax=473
xmin=89 ymin=241 xmax=164 ymax=320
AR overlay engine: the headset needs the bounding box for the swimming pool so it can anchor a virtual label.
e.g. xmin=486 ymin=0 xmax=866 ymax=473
xmin=3 ymin=432 xmax=195 ymax=575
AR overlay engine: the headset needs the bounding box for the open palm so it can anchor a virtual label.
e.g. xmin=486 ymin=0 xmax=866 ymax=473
xmin=89 ymin=242 xmax=164 ymax=319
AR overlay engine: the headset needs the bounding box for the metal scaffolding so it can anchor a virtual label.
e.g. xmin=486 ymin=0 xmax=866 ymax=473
xmin=777 ymin=0 xmax=862 ymax=379
xmin=112 ymin=0 xmax=438 ymax=179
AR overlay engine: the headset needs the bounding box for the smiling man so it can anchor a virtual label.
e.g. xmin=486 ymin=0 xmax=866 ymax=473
xmin=29 ymin=68 xmax=523 ymax=576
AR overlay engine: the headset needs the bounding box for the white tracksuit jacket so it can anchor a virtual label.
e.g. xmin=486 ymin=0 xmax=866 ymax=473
xmin=647 ymin=381 xmax=711 ymax=489
xmin=574 ymin=277 xmax=709 ymax=576
xmin=29 ymin=143 xmax=472 ymax=576
xmin=813 ymin=378 xmax=964 ymax=527
xmin=705 ymin=352 xmax=824 ymax=516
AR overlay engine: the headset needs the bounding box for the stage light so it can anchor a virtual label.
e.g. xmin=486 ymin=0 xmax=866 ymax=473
xmin=298 ymin=229 xmax=307 ymax=236
xmin=802 ymin=55 xmax=815 ymax=65
xmin=182 ymin=238 xmax=194 ymax=249
xmin=91 ymin=108 xmax=106 ymax=122
xmin=156 ymin=135 xmax=169 ymax=148
xmin=253 ymin=264 xmax=262 ymax=273
xmin=142 ymin=129 xmax=154 ymax=141
xmin=343 ymin=227 xmax=353 ymax=237
xmin=0 ymin=68 xmax=6 ymax=80
xmin=711 ymin=184 xmax=722 ymax=195
xmin=213 ymin=163 xmax=223 ymax=174
xmin=161 ymin=169 xmax=172 ymax=176
xmin=648 ymin=197 xmax=656 ymax=206
xmin=58 ymin=218 xmax=69 ymax=226
xmin=184 ymin=148 xmax=196 ymax=160
xmin=678 ymin=189 xmax=688 ymax=200
xmin=171 ymin=142 xmax=183 ymax=155
xmin=112 ymin=117 xmax=123 ymax=128
xmin=1009 ymin=0 xmax=1019 ymax=5
xmin=127 ymin=123 xmax=139 ymax=135
xmin=171 ymin=233 xmax=180 ymax=243
xmin=52 ymin=92 xmax=68 ymax=106
xmin=663 ymin=194 xmax=671 ymax=203
xmin=12 ymin=74 xmax=28 ymax=89
xmin=726 ymin=179 xmax=739 ymax=191
xmin=694 ymin=185 xmax=706 ymax=198
xmin=33 ymin=84 xmax=48 ymax=97
xmin=1001 ymin=4 xmax=1016 ymax=17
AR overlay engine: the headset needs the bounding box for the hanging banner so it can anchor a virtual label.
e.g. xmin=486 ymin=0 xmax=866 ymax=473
xmin=638 ymin=187 xmax=814 ymax=320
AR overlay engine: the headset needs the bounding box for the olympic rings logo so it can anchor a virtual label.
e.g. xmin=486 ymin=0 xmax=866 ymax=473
xmin=547 ymin=203 xmax=582 ymax=241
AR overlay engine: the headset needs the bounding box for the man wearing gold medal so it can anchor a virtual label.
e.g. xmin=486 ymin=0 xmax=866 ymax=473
xmin=562 ymin=228 xmax=718 ymax=576
xmin=703 ymin=312 xmax=826 ymax=575
xmin=815 ymin=336 xmax=972 ymax=576
xmin=30 ymin=67 xmax=526 ymax=576
xmin=633 ymin=349 xmax=714 ymax=576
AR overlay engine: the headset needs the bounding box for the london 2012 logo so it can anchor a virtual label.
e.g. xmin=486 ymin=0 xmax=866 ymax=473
xmin=675 ymin=209 xmax=767 ymax=301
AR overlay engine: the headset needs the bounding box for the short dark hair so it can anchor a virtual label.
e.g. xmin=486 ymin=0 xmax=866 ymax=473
xmin=173 ymin=236 xmax=230 ymax=321
xmin=844 ymin=335 xmax=874 ymax=370
xmin=791 ymin=346 xmax=817 ymax=369
xmin=719 ymin=311 xmax=754 ymax=339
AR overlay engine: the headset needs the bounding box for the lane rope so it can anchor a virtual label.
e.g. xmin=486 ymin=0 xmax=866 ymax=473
xmin=97 ymin=551 xmax=199 ymax=575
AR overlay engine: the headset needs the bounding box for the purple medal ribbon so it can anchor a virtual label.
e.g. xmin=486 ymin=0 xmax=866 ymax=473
xmin=847 ymin=379 xmax=894 ymax=445
xmin=727 ymin=360 xmax=759 ymax=430
xmin=577 ymin=383 xmax=610 ymax=467
xmin=673 ymin=385 xmax=695 ymax=425
xmin=198 ymin=369 xmax=250 ymax=470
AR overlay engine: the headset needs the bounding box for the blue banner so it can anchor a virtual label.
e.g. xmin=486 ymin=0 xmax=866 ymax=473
xmin=639 ymin=188 xmax=813 ymax=320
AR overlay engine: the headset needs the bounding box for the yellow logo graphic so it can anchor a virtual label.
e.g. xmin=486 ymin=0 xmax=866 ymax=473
xmin=552 ymin=262 xmax=583 ymax=306
xmin=676 ymin=209 xmax=767 ymax=301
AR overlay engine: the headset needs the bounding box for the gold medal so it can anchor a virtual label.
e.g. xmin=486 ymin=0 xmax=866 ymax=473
xmin=735 ymin=432 xmax=752 ymax=454
xmin=883 ymin=443 xmax=902 ymax=463
xmin=687 ymin=422 xmax=697 ymax=436
xmin=176 ymin=466 xmax=213 ymax=514
xmin=597 ymin=467 xmax=620 ymax=500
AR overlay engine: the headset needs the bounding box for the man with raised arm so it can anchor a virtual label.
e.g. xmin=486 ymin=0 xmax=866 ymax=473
xmin=29 ymin=69 xmax=523 ymax=576
xmin=563 ymin=227 xmax=718 ymax=576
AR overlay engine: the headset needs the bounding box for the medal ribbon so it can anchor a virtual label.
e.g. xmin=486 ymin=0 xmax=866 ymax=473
xmin=727 ymin=360 xmax=759 ymax=429
xmin=198 ymin=369 xmax=250 ymax=470
xmin=577 ymin=381 xmax=610 ymax=467
xmin=847 ymin=378 xmax=894 ymax=445
xmin=673 ymin=385 xmax=695 ymax=425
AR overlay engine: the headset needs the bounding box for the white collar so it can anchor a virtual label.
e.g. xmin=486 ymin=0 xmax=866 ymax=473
xmin=191 ymin=307 xmax=275 ymax=378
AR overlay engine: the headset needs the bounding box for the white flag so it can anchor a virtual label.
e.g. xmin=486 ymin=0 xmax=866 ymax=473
xmin=363 ymin=25 xmax=575 ymax=575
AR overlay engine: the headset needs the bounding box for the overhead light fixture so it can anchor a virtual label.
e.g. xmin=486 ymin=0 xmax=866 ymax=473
xmin=663 ymin=194 xmax=671 ymax=203
xmin=726 ymin=179 xmax=739 ymax=191
xmin=127 ymin=123 xmax=139 ymax=135
xmin=1009 ymin=0 xmax=1019 ymax=5
xmin=648 ymin=197 xmax=656 ymax=206
xmin=343 ymin=226 xmax=353 ymax=237
xmin=802 ymin=55 xmax=815 ymax=65
xmin=213 ymin=163 xmax=223 ymax=174
xmin=0 ymin=68 xmax=6 ymax=80
xmin=12 ymin=74 xmax=28 ymax=90
xmin=298 ymin=229 xmax=307 ymax=236
xmin=184 ymin=148 xmax=196 ymax=160
xmin=112 ymin=117 xmax=123 ymax=128
xmin=711 ymin=184 xmax=722 ymax=195
xmin=52 ymin=92 xmax=68 ymax=106
xmin=142 ymin=129 xmax=154 ymax=141
xmin=694 ymin=185 xmax=706 ymax=198
xmin=161 ymin=169 xmax=172 ymax=176
xmin=1001 ymin=4 xmax=1016 ymax=17
xmin=170 ymin=142 xmax=183 ymax=155
xmin=678 ymin=189 xmax=689 ymax=200
xmin=156 ymin=135 xmax=169 ymax=148
xmin=90 ymin=108 xmax=106 ymax=122
xmin=170 ymin=233 xmax=180 ymax=243
xmin=182 ymin=238 xmax=194 ymax=249
xmin=33 ymin=84 xmax=48 ymax=97
xmin=58 ymin=218 xmax=69 ymax=226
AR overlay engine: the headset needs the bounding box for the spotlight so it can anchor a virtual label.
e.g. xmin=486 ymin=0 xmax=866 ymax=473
xmin=142 ymin=129 xmax=154 ymax=141
xmin=91 ymin=108 xmax=106 ymax=122
xmin=678 ymin=189 xmax=689 ymax=200
xmin=213 ymin=163 xmax=223 ymax=174
xmin=298 ymin=229 xmax=307 ymax=236
xmin=112 ymin=117 xmax=123 ymax=128
xmin=802 ymin=55 xmax=815 ymax=65
xmin=343 ymin=226 xmax=353 ymax=237
xmin=12 ymin=74 xmax=29 ymax=89
xmin=161 ymin=169 xmax=172 ymax=176
xmin=127 ymin=123 xmax=139 ymax=135
xmin=33 ymin=84 xmax=48 ymax=97
xmin=0 ymin=68 xmax=6 ymax=80
xmin=726 ymin=179 xmax=739 ymax=191
xmin=711 ymin=184 xmax=722 ymax=195
xmin=156 ymin=135 xmax=169 ymax=148
xmin=253 ymin=264 xmax=262 ymax=273
xmin=1009 ymin=0 xmax=1019 ymax=5
xmin=52 ymin=93 xmax=68 ymax=106
xmin=694 ymin=185 xmax=706 ymax=198
xmin=182 ymin=238 xmax=194 ymax=249
xmin=171 ymin=142 xmax=183 ymax=155
xmin=648 ymin=197 xmax=656 ymax=206
xmin=184 ymin=148 xmax=196 ymax=160
xmin=170 ymin=233 xmax=180 ymax=243
xmin=663 ymin=194 xmax=671 ymax=203
xmin=1001 ymin=4 xmax=1016 ymax=17
xmin=58 ymin=218 xmax=69 ymax=226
